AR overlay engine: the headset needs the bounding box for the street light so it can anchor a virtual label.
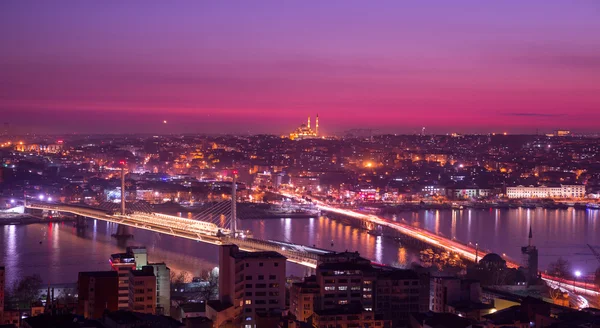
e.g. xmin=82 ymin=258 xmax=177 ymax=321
xmin=575 ymin=271 xmax=582 ymax=278
xmin=39 ymin=195 xmax=45 ymax=201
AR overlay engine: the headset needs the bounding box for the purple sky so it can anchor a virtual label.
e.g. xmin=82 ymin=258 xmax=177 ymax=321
xmin=1 ymin=1 xmax=599 ymax=134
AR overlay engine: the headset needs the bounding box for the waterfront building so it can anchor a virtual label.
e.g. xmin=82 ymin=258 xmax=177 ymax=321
xmin=421 ymin=185 xmax=446 ymax=196
xmin=289 ymin=176 xmax=320 ymax=192
xmin=216 ymin=244 xmax=287 ymax=327
xmin=505 ymin=184 xmax=585 ymax=199
xmin=446 ymin=186 xmax=492 ymax=200
xmin=129 ymin=266 xmax=157 ymax=314
xmin=77 ymin=271 xmax=119 ymax=319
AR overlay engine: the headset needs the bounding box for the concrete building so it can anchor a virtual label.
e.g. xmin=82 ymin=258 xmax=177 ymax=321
xmin=376 ymin=270 xmax=429 ymax=324
xmin=430 ymin=277 xmax=482 ymax=313
xmin=218 ymin=244 xmax=286 ymax=328
xmin=148 ymin=263 xmax=171 ymax=316
xmin=108 ymin=246 xmax=169 ymax=316
xmin=129 ymin=266 xmax=156 ymax=314
xmin=506 ymin=184 xmax=585 ymax=199
xmin=421 ymin=185 xmax=446 ymax=196
xmin=289 ymin=276 xmax=319 ymax=322
xmin=289 ymin=176 xmax=320 ymax=192
xmin=14 ymin=143 xmax=63 ymax=154
xmin=315 ymin=252 xmax=375 ymax=311
xmin=128 ymin=246 xmax=148 ymax=270
xmin=446 ymin=187 xmax=492 ymax=200
xmin=312 ymin=305 xmax=390 ymax=328
xmin=109 ymin=252 xmax=137 ymax=310
xmin=293 ymin=251 xmax=429 ymax=327
xmin=77 ymin=271 xmax=119 ymax=319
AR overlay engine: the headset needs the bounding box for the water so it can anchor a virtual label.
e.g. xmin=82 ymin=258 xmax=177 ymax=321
xmin=1 ymin=208 xmax=599 ymax=287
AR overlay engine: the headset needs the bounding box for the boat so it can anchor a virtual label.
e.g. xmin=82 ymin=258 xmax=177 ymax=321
xmin=521 ymin=203 xmax=537 ymax=209
xmin=587 ymin=203 xmax=600 ymax=210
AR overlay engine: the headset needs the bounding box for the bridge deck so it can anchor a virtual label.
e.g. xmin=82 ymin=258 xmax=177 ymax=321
xmin=26 ymin=203 xmax=320 ymax=268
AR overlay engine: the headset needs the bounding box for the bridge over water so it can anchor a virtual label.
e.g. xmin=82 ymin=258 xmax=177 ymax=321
xmin=25 ymin=201 xmax=324 ymax=268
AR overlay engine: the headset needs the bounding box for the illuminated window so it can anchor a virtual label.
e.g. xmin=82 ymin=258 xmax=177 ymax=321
xmin=245 ymin=300 xmax=252 ymax=305
xmin=338 ymin=286 xmax=348 ymax=291
xmin=338 ymin=300 xmax=348 ymax=305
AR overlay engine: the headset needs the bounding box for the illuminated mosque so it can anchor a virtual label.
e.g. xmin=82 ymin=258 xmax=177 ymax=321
xmin=289 ymin=114 xmax=319 ymax=140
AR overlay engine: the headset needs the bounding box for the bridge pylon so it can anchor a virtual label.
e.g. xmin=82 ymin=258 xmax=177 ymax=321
xmin=231 ymin=169 xmax=237 ymax=237
xmin=74 ymin=215 xmax=86 ymax=229
xmin=112 ymin=224 xmax=134 ymax=240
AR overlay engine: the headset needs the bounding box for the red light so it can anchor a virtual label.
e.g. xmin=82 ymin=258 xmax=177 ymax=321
xmin=119 ymin=160 xmax=126 ymax=165
xmin=57 ymin=140 xmax=63 ymax=144
xmin=233 ymin=170 xmax=238 ymax=175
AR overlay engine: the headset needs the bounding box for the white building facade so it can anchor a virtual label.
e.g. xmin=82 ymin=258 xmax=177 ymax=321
xmin=506 ymin=185 xmax=585 ymax=199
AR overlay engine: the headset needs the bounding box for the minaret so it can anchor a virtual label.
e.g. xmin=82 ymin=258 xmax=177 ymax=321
xmin=307 ymin=116 xmax=311 ymax=129
xmin=315 ymin=114 xmax=319 ymax=136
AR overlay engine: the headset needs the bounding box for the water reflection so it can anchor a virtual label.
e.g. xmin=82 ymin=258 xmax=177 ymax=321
xmin=0 ymin=208 xmax=598 ymax=285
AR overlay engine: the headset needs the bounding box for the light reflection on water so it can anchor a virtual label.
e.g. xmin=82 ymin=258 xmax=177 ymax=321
xmin=0 ymin=208 xmax=598 ymax=286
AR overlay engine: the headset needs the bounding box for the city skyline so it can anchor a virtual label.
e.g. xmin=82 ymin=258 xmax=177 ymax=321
xmin=1 ymin=1 xmax=599 ymax=134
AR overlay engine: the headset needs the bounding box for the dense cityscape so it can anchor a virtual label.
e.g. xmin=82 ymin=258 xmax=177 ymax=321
xmin=2 ymin=1 xmax=600 ymax=328
xmin=1 ymin=123 xmax=600 ymax=327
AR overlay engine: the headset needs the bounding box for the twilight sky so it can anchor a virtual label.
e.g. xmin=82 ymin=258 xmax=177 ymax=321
xmin=1 ymin=1 xmax=599 ymax=134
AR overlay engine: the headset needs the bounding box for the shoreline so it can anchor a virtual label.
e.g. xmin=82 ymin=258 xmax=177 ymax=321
xmin=0 ymin=214 xmax=75 ymax=226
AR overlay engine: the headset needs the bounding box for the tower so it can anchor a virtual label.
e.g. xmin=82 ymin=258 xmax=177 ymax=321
xmin=521 ymin=225 xmax=539 ymax=284
xmin=307 ymin=116 xmax=311 ymax=129
xmin=121 ymin=165 xmax=126 ymax=215
xmin=231 ymin=170 xmax=237 ymax=236
xmin=315 ymin=114 xmax=319 ymax=136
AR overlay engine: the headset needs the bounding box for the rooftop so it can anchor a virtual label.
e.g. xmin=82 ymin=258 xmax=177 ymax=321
xmin=180 ymin=302 xmax=206 ymax=313
xmin=79 ymin=271 xmax=118 ymax=278
xmin=314 ymin=304 xmax=364 ymax=316
xmin=411 ymin=312 xmax=475 ymax=328
xmin=231 ymin=250 xmax=286 ymax=260
xmin=206 ymin=300 xmax=233 ymax=313
xmin=23 ymin=314 xmax=104 ymax=328
xmin=130 ymin=268 xmax=155 ymax=277
xmin=482 ymin=305 xmax=529 ymax=324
